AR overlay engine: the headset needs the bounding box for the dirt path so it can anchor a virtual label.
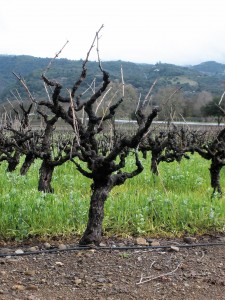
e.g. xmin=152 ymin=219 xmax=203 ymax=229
xmin=0 ymin=235 xmax=225 ymax=300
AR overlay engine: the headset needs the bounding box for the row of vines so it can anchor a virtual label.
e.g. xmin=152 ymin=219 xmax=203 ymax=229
xmin=1 ymin=27 xmax=225 ymax=244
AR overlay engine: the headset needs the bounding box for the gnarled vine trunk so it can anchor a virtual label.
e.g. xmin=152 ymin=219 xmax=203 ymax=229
xmin=7 ymin=150 xmax=21 ymax=172
xmin=20 ymin=152 xmax=36 ymax=175
xmin=210 ymin=160 xmax=223 ymax=195
xmin=38 ymin=161 xmax=55 ymax=193
xmin=151 ymin=152 xmax=159 ymax=175
xmin=79 ymin=181 xmax=112 ymax=245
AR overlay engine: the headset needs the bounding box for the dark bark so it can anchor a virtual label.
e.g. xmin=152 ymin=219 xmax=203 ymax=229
xmin=6 ymin=150 xmax=21 ymax=172
xmin=38 ymin=161 xmax=55 ymax=193
xmin=79 ymin=152 xmax=144 ymax=245
xmin=79 ymin=182 xmax=111 ymax=245
xmin=210 ymin=160 xmax=223 ymax=196
xmin=150 ymin=153 xmax=159 ymax=175
xmin=141 ymin=149 xmax=147 ymax=159
xmin=20 ymin=152 xmax=36 ymax=175
xmin=193 ymin=129 xmax=225 ymax=196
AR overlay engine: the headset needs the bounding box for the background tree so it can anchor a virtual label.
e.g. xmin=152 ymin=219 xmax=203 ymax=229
xmin=201 ymin=97 xmax=224 ymax=125
xmin=183 ymin=91 xmax=212 ymax=120
xmin=152 ymin=86 xmax=184 ymax=122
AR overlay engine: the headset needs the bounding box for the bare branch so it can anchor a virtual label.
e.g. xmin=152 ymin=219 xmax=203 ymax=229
xmin=112 ymin=151 xmax=143 ymax=186
xmin=95 ymin=87 xmax=112 ymax=115
xmin=10 ymin=90 xmax=22 ymax=105
xmin=12 ymin=72 xmax=36 ymax=103
xmin=43 ymin=81 xmax=52 ymax=102
xmin=96 ymin=25 xmax=104 ymax=72
xmin=163 ymin=86 xmax=182 ymax=106
xmin=218 ymin=88 xmax=225 ymax=106
xmin=137 ymin=262 xmax=181 ymax=285
xmin=68 ymin=89 xmax=80 ymax=146
xmin=142 ymin=78 xmax=157 ymax=107
xmin=101 ymin=97 xmax=123 ymax=123
xmin=71 ymin=24 xmax=104 ymax=102
xmin=15 ymin=89 xmax=23 ymax=103
xmin=70 ymin=159 xmax=93 ymax=178
xmin=135 ymin=93 xmax=142 ymax=116
xmin=7 ymin=98 xmax=16 ymax=111
xmin=43 ymin=40 xmax=69 ymax=76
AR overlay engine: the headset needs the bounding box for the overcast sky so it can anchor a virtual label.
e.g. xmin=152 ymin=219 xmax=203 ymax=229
xmin=0 ymin=0 xmax=224 ymax=65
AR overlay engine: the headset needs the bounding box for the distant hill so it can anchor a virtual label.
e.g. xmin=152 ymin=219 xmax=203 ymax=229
xmin=191 ymin=61 xmax=225 ymax=76
xmin=0 ymin=55 xmax=225 ymax=104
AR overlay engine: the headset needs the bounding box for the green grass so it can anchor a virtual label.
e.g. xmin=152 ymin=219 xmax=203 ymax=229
xmin=0 ymin=153 xmax=225 ymax=241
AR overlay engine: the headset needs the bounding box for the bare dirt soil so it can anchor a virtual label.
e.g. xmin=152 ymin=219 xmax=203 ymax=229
xmin=1 ymin=234 xmax=225 ymax=300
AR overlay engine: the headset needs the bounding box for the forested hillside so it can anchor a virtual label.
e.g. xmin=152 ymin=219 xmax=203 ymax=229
xmin=192 ymin=61 xmax=225 ymax=76
xmin=1 ymin=55 xmax=225 ymax=119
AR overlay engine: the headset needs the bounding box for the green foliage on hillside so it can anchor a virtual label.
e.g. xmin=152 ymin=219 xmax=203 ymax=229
xmin=1 ymin=55 xmax=225 ymax=120
xmin=192 ymin=61 xmax=225 ymax=75
xmin=1 ymin=55 xmax=225 ymax=98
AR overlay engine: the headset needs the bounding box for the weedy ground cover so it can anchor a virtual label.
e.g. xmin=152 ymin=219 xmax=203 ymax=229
xmin=0 ymin=153 xmax=225 ymax=240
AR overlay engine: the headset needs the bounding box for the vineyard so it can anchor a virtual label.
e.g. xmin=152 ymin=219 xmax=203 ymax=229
xmin=1 ymin=145 xmax=225 ymax=241
xmin=1 ymin=27 xmax=225 ymax=246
